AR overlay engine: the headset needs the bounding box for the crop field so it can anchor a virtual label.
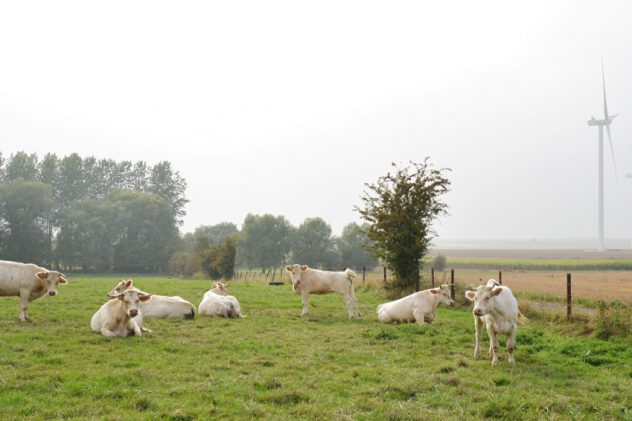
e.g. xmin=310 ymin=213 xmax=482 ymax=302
xmin=1 ymin=275 xmax=631 ymax=419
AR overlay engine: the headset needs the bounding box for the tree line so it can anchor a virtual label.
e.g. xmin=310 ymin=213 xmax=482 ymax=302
xmin=171 ymin=217 xmax=377 ymax=279
xmin=0 ymin=151 xmax=187 ymax=272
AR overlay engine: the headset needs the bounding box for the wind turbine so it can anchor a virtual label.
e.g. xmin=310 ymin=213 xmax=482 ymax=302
xmin=587 ymin=59 xmax=618 ymax=251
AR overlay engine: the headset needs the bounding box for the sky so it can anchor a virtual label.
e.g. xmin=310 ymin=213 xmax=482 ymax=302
xmin=1 ymin=1 xmax=632 ymax=244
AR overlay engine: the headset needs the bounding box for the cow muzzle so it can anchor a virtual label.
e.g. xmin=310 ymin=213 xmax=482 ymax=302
xmin=48 ymin=291 xmax=57 ymax=296
xmin=129 ymin=309 xmax=139 ymax=317
xmin=473 ymin=308 xmax=483 ymax=317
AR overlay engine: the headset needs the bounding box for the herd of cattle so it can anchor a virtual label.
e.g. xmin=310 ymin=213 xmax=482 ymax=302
xmin=0 ymin=260 xmax=526 ymax=366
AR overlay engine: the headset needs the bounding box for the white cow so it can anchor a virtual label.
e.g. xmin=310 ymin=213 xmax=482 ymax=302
xmin=107 ymin=280 xmax=196 ymax=320
xmin=0 ymin=260 xmax=68 ymax=321
xmin=285 ymin=264 xmax=361 ymax=319
xmin=465 ymin=279 xmax=528 ymax=366
xmin=377 ymin=284 xmax=454 ymax=324
xmin=198 ymin=282 xmax=242 ymax=318
xmin=91 ymin=288 xmax=152 ymax=337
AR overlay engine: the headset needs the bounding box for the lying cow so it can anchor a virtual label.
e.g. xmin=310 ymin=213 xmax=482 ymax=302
xmin=91 ymin=288 xmax=152 ymax=337
xmin=107 ymin=279 xmax=196 ymax=320
xmin=0 ymin=260 xmax=68 ymax=321
xmin=198 ymin=282 xmax=242 ymax=318
xmin=377 ymin=284 xmax=454 ymax=324
xmin=285 ymin=264 xmax=361 ymax=319
xmin=465 ymin=279 xmax=527 ymax=366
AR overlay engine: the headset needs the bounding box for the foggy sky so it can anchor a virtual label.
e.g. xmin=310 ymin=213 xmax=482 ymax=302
xmin=2 ymin=1 xmax=632 ymax=245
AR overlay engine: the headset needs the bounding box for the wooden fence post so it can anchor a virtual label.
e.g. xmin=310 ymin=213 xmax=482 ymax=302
xmin=567 ymin=273 xmax=572 ymax=320
xmin=498 ymin=271 xmax=502 ymax=285
xmin=450 ymin=269 xmax=455 ymax=301
xmin=383 ymin=266 xmax=387 ymax=284
xmin=431 ymin=268 xmax=435 ymax=288
xmin=362 ymin=266 xmax=366 ymax=287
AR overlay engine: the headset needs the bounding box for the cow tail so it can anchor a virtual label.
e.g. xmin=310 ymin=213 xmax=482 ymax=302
xmin=185 ymin=308 xmax=195 ymax=320
xmin=228 ymin=302 xmax=238 ymax=319
xmin=518 ymin=311 xmax=529 ymax=326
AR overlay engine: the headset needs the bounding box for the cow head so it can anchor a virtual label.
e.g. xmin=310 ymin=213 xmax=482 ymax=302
xmin=465 ymin=285 xmax=503 ymax=317
xmin=110 ymin=288 xmax=151 ymax=318
xmin=430 ymin=284 xmax=454 ymax=306
xmin=107 ymin=279 xmax=134 ymax=299
xmin=285 ymin=264 xmax=308 ymax=292
xmin=36 ymin=271 xmax=68 ymax=296
xmin=211 ymin=282 xmax=228 ymax=296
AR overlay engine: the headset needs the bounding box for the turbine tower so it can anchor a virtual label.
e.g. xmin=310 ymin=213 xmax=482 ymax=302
xmin=587 ymin=59 xmax=618 ymax=251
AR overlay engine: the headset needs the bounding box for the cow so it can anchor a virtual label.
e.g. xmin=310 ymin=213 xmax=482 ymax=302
xmin=377 ymin=284 xmax=454 ymax=324
xmin=284 ymin=264 xmax=361 ymax=319
xmin=107 ymin=280 xmax=196 ymax=320
xmin=0 ymin=260 xmax=68 ymax=321
xmin=90 ymin=288 xmax=152 ymax=337
xmin=465 ymin=279 xmax=528 ymax=366
xmin=198 ymin=282 xmax=242 ymax=318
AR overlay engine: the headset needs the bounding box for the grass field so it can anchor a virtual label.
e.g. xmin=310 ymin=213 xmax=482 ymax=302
xmin=1 ymin=275 xmax=632 ymax=420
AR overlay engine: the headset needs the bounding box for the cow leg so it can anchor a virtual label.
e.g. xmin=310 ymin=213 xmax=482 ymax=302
xmin=507 ymin=326 xmax=516 ymax=364
xmin=300 ymin=291 xmax=310 ymax=316
xmin=487 ymin=324 xmax=500 ymax=366
xmin=19 ymin=289 xmax=31 ymax=321
xmin=349 ymin=289 xmax=362 ymax=319
xmin=132 ymin=321 xmax=142 ymax=337
xmin=413 ymin=308 xmax=426 ymax=325
xmin=342 ymin=294 xmax=354 ymax=319
xmin=101 ymin=327 xmax=118 ymax=337
xmin=473 ymin=316 xmax=483 ymax=358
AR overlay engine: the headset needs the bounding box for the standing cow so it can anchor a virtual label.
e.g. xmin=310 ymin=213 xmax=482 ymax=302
xmin=0 ymin=260 xmax=68 ymax=321
xmin=465 ymin=280 xmax=527 ymax=366
xmin=285 ymin=264 xmax=361 ymax=319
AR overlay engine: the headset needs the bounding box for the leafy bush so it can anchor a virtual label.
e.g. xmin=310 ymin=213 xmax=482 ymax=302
xmin=431 ymin=254 xmax=447 ymax=271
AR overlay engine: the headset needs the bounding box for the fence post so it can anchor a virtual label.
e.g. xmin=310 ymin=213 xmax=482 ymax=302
xmin=416 ymin=267 xmax=420 ymax=292
xmin=362 ymin=266 xmax=366 ymax=287
xmin=498 ymin=271 xmax=502 ymax=285
xmin=450 ymin=269 xmax=455 ymax=301
xmin=431 ymin=268 xmax=435 ymax=288
xmin=567 ymin=273 xmax=572 ymax=320
xmin=383 ymin=266 xmax=387 ymax=284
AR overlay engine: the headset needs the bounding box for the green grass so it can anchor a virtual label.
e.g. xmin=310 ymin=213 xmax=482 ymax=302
xmin=1 ymin=275 xmax=631 ymax=419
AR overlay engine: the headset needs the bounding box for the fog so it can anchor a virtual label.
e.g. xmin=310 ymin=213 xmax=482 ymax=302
xmin=1 ymin=1 xmax=631 ymax=245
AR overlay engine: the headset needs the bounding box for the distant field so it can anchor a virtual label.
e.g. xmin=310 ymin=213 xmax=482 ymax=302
xmin=1 ymin=275 xmax=631 ymax=419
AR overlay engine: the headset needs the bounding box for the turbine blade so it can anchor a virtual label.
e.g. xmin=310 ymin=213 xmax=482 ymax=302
xmin=606 ymin=124 xmax=619 ymax=186
xmin=602 ymin=59 xmax=609 ymax=120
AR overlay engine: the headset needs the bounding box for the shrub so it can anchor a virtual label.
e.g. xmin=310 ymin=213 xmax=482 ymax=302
xmin=594 ymin=300 xmax=632 ymax=340
xmin=431 ymin=254 xmax=447 ymax=271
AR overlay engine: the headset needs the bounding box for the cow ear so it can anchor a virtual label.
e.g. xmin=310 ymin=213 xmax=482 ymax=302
xmin=59 ymin=276 xmax=68 ymax=284
xmin=465 ymin=290 xmax=476 ymax=301
xmin=492 ymin=287 xmax=503 ymax=296
xmin=300 ymin=265 xmax=309 ymax=272
xmin=139 ymin=293 xmax=152 ymax=302
xmin=285 ymin=266 xmax=292 ymax=272
xmin=125 ymin=280 xmax=133 ymax=288
xmin=107 ymin=292 xmax=120 ymax=299
xmin=430 ymin=288 xmax=439 ymax=295
xmin=36 ymin=271 xmax=49 ymax=280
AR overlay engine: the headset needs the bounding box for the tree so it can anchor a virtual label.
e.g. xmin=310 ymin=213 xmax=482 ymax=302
xmin=356 ymin=160 xmax=450 ymax=292
xmin=197 ymin=237 xmax=236 ymax=280
xmin=0 ymin=179 xmax=54 ymax=264
xmin=237 ymin=214 xmax=292 ymax=269
xmin=336 ymin=222 xmax=377 ymax=269
xmin=148 ymin=161 xmax=188 ymax=224
xmin=5 ymin=152 xmax=38 ymax=182
xmin=194 ymin=222 xmax=239 ymax=244
xmin=291 ymin=217 xmax=337 ymax=268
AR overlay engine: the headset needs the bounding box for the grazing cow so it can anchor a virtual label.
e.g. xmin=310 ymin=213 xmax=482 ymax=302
xmin=198 ymin=282 xmax=242 ymax=318
xmin=377 ymin=284 xmax=454 ymax=324
xmin=284 ymin=264 xmax=361 ymax=319
xmin=91 ymin=288 xmax=152 ymax=337
xmin=465 ymin=279 xmax=527 ymax=366
xmin=107 ymin=280 xmax=196 ymax=320
xmin=0 ymin=260 xmax=68 ymax=321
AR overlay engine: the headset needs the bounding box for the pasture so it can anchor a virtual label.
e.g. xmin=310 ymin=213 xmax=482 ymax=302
xmin=1 ymin=275 xmax=631 ymax=420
